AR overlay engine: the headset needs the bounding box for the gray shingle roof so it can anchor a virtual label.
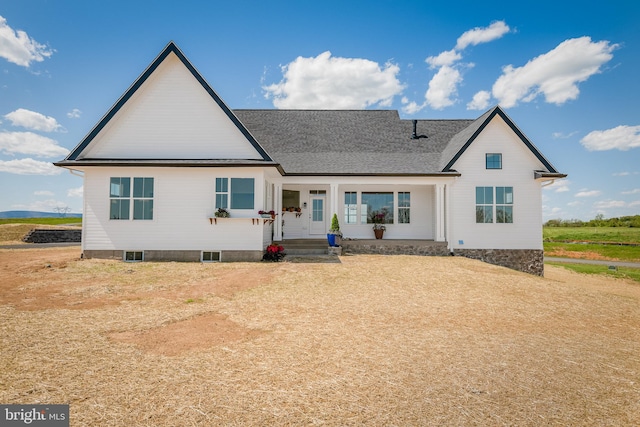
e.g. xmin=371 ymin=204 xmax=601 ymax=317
xmin=234 ymin=110 xmax=474 ymax=175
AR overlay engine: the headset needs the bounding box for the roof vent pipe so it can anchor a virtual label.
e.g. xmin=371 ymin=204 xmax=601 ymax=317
xmin=411 ymin=120 xmax=418 ymax=139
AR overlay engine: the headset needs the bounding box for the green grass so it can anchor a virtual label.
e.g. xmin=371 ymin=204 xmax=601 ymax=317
xmin=547 ymin=262 xmax=640 ymax=284
xmin=0 ymin=217 xmax=82 ymax=226
xmin=543 ymin=226 xmax=640 ymax=243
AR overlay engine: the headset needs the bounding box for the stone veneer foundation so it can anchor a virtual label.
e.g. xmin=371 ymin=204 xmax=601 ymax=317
xmin=453 ymin=249 xmax=544 ymax=276
xmin=341 ymin=240 xmax=544 ymax=276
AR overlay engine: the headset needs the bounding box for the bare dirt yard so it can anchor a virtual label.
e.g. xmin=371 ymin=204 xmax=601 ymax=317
xmin=1 ymin=247 xmax=638 ymax=426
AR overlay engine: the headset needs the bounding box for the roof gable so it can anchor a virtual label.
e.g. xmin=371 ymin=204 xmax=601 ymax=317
xmin=63 ymin=42 xmax=272 ymax=162
xmin=440 ymin=106 xmax=559 ymax=173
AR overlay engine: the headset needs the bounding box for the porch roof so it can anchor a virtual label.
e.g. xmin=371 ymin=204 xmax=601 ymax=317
xmin=234 ymin=110 xmax=473 ymax=175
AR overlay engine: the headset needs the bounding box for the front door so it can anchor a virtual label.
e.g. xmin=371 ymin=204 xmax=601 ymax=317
xmin=309 ymin=196 xmax=326 ymax=235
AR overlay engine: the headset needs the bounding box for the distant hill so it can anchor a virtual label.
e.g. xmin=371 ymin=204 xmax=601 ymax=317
xmin=0 ymin=210 xmax=82 ymax=219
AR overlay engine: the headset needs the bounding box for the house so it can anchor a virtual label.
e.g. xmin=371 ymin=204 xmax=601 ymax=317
xmin=55 ymin=42 xmax=566 ymax=275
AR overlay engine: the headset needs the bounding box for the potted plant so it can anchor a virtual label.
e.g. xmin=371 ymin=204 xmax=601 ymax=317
xmin=370 ymin=209 xmax=387 ymax=239
xmin=214 ymin=207 xmax=230 ymax=218
xmin=327 ymin=213 xmax=342 ymax=247
xmin=259 ymin=210 xmax=276 ymax=219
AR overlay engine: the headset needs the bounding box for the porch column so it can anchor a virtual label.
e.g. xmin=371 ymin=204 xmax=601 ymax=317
xmin=330 ymin=183 xmax=339 ymax=217
xmin=274 ymin=183 xmax=283 ymax=241
xmin=435 ymin=183 xmax=446 ymax=242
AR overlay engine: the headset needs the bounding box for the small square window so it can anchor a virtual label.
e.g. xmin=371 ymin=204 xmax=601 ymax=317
xmin=124 ymin=251 xmax=144 ymax=262
xmin=486 ymin=153 xmax=502 ymax=169
xmin=202 ymin=251 xmax=221 ymax=262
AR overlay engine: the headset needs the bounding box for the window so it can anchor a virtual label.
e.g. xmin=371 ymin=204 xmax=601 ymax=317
xmin=476 ymin=186 xmax=513 ymax=223
xmin=202 ymin=251 xmax=221 ymax=262
xmin=362 ymin=192 xmax=394 ymax=224
xmin=124 ymin=251 xmax=143 ymax=262
xmin=231 ymin=178 xmax=254 ymax=209
xmin=486 ymin=153 xmax=502 ymax=169
xmin=283 ymin=190 xmax=300 ymax=211
xmin=110 ymin=177 xmax=154 ymax=220
xmin=110 ymin=177 xmax=130 ymax=220
xmin=476 ymin=187 xmax=493 ymax=223
xmin=133 ymin=177 xmax=153 ymax=220
xmin=215 ymin=178 xmax=228 ymax=209
xmin=496 ymin=186 xmax=514 ymax=223
xmin=216 ymin=178 xmax=255 ymax=209
xmin=344 ymin=192 xmax=358 ymax=224
xmin=398 ymin=192 xmax=411 ymax=224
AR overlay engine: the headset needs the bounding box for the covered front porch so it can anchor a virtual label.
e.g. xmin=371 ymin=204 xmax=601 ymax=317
xmin=268 ymin=178 xmax=452 ymax=244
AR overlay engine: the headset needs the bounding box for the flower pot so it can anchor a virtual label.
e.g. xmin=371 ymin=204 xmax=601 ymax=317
xmin=327 ymin=233 xmax=336 ymax=247
xmin=374 ymin=229 xmax=384 ymax=239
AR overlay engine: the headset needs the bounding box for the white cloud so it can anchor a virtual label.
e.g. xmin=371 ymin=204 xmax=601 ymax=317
xmin=0 ymin=158 xmax=62 ymax=175
xmin=67 ymin=108 xmax=82 ymax=119
xmin=4 ymin=108 xmax=63 ymax=132
xmin=580 ymin=125 xmax=640 ymax=151
xmin=544 ymin=179 xmax=570 ymax=193
xmin=34 ymin=190 xmax=54 ymax=196
xmin=412 ymin=21 xmax=511 ymax=113
xmin=0 ymin=131 xmax=69 ymax=157
xmin=426 ymin=49 xmax=461 ymax=68
xmin=425 ymin=65 xmax=462 ymax=109
xmin=467 ymin=90 xmax=491 ymax=110
xmin=492 ymin=37 xmax=617 ymax=108
xmin=630 ymin=201 xmax=640 ymax=207
xmin=552 ymin=131 xmax=578 ymax=139
xmin=593 ymin=200 xmax=626 ymax=209
xmin=567 ymin=201 xmax=583 ymax=207
xmin=67 ymin=186 xmax=83 ymax=198
xmin=575 ymin=190 xmax=602 ymax=198
xmin=263 ymin=51 xmax=404 ymax=109
xmin=402 ymin=100 xmax=425 ymax=115
xmin=0 ymin=15 xmax=54 ymax=67
xmin=456 ymin=21 xmax=511 ymax=50
xmin=622 ymin=189 xmax=640 ymax=195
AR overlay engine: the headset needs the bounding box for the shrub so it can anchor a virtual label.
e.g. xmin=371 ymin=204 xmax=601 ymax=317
xmin=262 ymin=244 xmax=285 ymax=262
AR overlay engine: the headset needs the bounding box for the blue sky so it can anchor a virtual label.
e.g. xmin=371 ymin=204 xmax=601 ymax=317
xmin=1 ymin=0 xmax=639 ymax=220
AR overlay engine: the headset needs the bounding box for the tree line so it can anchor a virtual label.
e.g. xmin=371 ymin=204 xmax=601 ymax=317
xmin=544 ymin=214 xmax=640 ymax=228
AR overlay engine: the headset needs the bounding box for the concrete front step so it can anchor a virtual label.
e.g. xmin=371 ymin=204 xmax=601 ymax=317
xmin=281 ymin=239 xmax=328 ymax=255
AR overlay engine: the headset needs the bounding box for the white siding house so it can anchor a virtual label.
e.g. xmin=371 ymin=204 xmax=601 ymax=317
xmin=55 ymin=42 xmax=565 ymax=274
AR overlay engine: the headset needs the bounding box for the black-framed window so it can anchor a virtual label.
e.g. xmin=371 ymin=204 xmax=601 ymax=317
xmin=486 ymin=153 xmax=502 ymax=169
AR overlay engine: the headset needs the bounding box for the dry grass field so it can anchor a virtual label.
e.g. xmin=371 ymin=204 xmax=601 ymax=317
xmin=1 ymin=247 xmax=639 ymax=426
